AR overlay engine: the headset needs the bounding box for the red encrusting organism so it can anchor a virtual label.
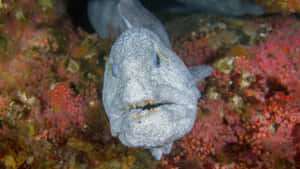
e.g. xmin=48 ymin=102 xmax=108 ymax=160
xmin=40 ymin=82 xmax=87 ymax=140
xmin=159 ymin=17 xmax=300 ymax=169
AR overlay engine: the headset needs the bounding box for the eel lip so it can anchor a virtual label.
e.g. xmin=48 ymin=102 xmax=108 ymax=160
xmin=124 ymin=99 xmax=175 ymax=111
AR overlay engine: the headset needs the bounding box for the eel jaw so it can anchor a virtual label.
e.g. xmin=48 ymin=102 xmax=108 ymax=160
xmin=124 ymin=99 xmax=175 ymax=111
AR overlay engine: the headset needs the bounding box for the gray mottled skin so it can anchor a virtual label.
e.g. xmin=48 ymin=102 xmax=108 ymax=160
xmin=164 ymin=0 xmax=264 ymax=16
xmin=102 ymin=28 xmax=212 ymax=160
xmin=88 ymin=0 xmax=171 ymax=48
xmin=88 ymin=0 xmax=126 ymax=39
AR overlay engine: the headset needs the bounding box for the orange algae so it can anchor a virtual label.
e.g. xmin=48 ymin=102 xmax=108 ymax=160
xmin=255 ymin=0 xmax=300 ymax=14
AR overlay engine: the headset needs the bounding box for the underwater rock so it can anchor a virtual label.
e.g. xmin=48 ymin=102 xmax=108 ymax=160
xmin=155 ymin=0 xmax=264 ymax=16
xmin=102 ymin=28 xmax=212 ymax=160
xmin=87 ymin=0 xmax=171 ymax=48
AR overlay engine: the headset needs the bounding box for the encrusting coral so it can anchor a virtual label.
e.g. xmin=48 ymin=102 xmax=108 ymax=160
xmin=158 ymin=16 xmax=299 ymax=169
xmin=0 ymin=0 xmax=156 ymax=168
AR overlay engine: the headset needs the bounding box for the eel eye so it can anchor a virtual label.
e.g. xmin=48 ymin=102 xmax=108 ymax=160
xmin=111 ymin=63 xmax=118 ymax=77
xmin=152 ymin=52 xmax=160 ymax=67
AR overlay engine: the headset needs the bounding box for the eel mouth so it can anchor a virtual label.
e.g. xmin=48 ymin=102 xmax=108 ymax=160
xmin=124 ymin=99 xmax=174 ymax=111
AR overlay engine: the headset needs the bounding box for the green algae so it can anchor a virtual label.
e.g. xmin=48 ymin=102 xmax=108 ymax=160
xmin=67 ymin=138 xmax=94 ymax=152
xmin=46 ymin=27 xmax=68 ymax=54
xmin=0 ymin=31 xmax=11 ymax=61
xmin=39 ymin=0 xmax=53 ymax=10
xmin=14 ymin=10 xmax=25 ymax=21
xmin=213 ymin=56 xmax=235 ymax=75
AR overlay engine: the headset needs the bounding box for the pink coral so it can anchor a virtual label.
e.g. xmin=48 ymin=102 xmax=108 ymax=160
xmin=39 ymin=82 xmax=87 ymax=140
xmin=177 ymin=99 xmax=236 ymax=161
xmin=160 ymin=17 xmax=300 ymax=169
xmin=232 ymin=21 xmax=300 ymax=164
xmin=235 ymin=27 xmax=300 ymax=100
xmin=173 ymin=34 xmax=213 ymax=66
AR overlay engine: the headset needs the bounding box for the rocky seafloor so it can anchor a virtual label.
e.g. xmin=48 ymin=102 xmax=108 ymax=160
xmin=0 ymin=0 xmax=299 ymax=169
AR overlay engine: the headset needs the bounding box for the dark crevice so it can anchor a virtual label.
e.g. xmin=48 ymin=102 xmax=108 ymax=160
xmin=65 ymin=0 xmax=179 ymax=33
xmin=66 ymin=0 xmax=95 ymax=33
